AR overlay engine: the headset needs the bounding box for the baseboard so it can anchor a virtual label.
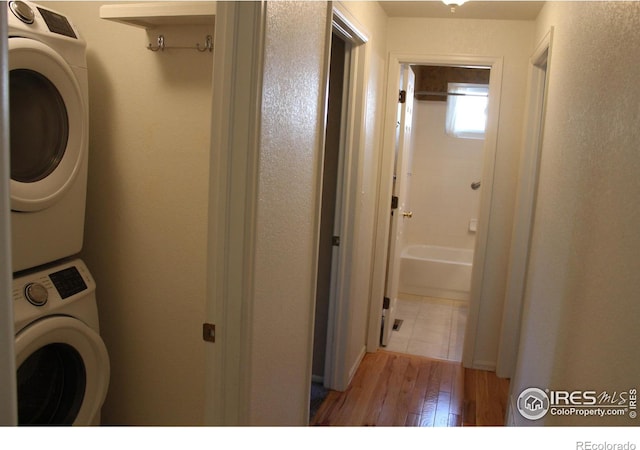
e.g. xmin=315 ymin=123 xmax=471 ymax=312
xmin=348 ymin=346 xmax=367 ymax=384
xmin=466 ymin=359 xmax=497 ymax=372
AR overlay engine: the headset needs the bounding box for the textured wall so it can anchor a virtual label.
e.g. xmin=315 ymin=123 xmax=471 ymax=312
xmin=512 ymin=1 xmax=640 ymax=426
xmin=45 ymin=2 xmax=211 ymax=425
xmin=250 ymin=0 xmax=329 ymax=425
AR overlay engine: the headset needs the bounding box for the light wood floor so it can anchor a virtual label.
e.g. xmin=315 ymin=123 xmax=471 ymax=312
xmin=311 ymin=350 xmax=510 ymax=426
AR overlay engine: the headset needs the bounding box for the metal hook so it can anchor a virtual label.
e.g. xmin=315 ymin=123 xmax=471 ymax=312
xmin=147 ymin=35 xmax=165 ymax=52
xmin=147 ymin=34 xmax=213 ymax=52
xmin=196 ymin=35 xmax=214 ymax=52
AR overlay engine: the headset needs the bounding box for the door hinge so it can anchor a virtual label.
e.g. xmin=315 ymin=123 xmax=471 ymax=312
xmin=391 ymin=195 xmax=399 ymax=210
xmin=332 ymin=236 xmax=340 ymax=247
xmin=203 ymin=323 xmax=215 ymax=343
xmin=383 ymin=296 xmax=390 ymax=310
xmin=399 ymin=90 xmax=407 ymax=104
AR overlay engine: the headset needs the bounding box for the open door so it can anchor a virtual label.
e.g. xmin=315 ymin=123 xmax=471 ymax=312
xmin=381 ymin=65 xmax=415 ymax=346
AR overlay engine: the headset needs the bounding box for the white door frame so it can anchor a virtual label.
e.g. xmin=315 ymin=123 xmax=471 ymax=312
xmin=204 ymin=1 xmax=266 ymax=425
xmin=497 ymin=28 xmax=554 ymax=378
xmin=322 ymin=4 xmax=369 ymax=391
xmin=206 ymin=0 xmax=335 ymax=425
xmin=368 ymin=53 xmax=504 ymax=371
xmin=0 ymin=5 xmax=18 ymax=425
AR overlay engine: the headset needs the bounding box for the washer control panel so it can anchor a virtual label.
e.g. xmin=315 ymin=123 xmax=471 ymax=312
xmin=8 ymin=1 xmax=78 ymax=39
xmin=13 ymin=259 xmax=93 ymax=307
xmin=13 ymin=259 xmax=97 ymax=334
xmin=48 ymin=266 xmax=88 ymax=299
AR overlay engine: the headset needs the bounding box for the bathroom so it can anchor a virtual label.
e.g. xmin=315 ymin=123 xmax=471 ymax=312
xmin=385 ymin=65 xmax=489 ymax=362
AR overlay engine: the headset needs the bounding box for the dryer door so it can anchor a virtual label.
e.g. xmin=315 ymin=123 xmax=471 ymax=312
xmin=9 ymin=37 xmax=86 ymax=212
xmin=15 ymin=316 xmax=110 ymax=425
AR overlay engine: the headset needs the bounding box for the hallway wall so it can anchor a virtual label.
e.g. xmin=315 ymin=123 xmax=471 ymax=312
xmin=46 ymin=2 xmax=211 ymax=425
xmin=248 ymin=0 xmax=330 ymax=424
xmin=387 ymin=17 xmax=534 ymax=369
xmin=511 ymin=1 xmax=640 ymax=426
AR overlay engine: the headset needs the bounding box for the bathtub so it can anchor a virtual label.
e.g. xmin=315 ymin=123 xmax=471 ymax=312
xmin=399 ymin=244 xmax=474 ymax=301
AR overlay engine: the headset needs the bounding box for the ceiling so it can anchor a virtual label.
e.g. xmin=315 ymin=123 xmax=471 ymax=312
xmin=379 ymin=1 xmax=545 ymax=21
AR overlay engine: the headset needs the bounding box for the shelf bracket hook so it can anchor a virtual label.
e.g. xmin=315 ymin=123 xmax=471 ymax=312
xmin=196 ymin=35 xmax=214 ymax=52
xmin=148 ymin=35 xmax=165 ymax=52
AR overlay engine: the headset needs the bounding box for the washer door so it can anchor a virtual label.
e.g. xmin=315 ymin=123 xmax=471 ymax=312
xmin=9 ymin=37 xmax=86 ymax=212
xmin=15 ymin=316 xmax=110 ymax=426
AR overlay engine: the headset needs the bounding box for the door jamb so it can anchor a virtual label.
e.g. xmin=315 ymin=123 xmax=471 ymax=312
xmin=204 ymin=1 xmax=266 ymax=425
xmin=321 ymin=4 xmax=369 ymax=392
xmin=367 ymin=53 xmax=504 ymax=372
xmin=0 ymin=5 xmax=17 ymax=426
xmin=497 ymin=28 xmax=554 ymax=378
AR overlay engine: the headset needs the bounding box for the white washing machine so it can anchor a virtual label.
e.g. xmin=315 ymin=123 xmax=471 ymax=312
xmin=13 ymin=259 xmax=110 ymax=425
xmin=7 ymin=1 xmax=89 ymax=272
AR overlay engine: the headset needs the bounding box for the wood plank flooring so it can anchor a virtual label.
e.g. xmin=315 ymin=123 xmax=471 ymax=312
xmin=311 ymin=350 xmax=510 ymax=427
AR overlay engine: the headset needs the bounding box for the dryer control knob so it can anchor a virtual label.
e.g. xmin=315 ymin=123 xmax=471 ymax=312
xmin=9 ymin=1 xmax=35 ymax=24
xmin=25 ymin=282 xmax=48 ymax=306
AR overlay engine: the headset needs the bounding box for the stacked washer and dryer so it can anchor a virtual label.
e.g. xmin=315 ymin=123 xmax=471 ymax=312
xmin=7 ymin=1 xmax=110 ymax=425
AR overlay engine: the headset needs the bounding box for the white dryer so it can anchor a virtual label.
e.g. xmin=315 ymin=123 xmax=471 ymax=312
xmin=13 ymin=259 xmax=110 ymax=425
xmin=7 ymin=1 xmax=89 ymax=272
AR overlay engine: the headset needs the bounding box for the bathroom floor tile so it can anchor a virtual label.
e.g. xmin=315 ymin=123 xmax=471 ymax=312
xmin=385 ymin=334 xmax=409 ymax=353
xmin=385 ymin=295 xmax=468 ymax=362
xmin=411 ymin=320 xmax=451 ymax=343
xmin=406 ymin=339 xmax=448 ymax=360
xmin=417 ymin=302 xmax=451 ymax=319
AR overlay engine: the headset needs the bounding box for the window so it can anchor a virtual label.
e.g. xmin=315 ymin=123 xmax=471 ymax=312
xmin=445 ymin=83 xmax=489 ymax=140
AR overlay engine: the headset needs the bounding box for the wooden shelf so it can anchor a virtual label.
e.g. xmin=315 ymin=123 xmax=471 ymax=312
xmin=99 ymin=2 xmax=216 ymax=28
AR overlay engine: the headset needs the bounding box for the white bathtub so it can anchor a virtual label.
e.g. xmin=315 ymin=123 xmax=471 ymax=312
xmin=399 ymin=244 xmax=474 ymax=301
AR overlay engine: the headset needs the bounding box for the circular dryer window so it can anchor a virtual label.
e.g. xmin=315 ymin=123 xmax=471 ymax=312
xmin=17 ymin=343 xmax=86 ymax=425
xmin=8 ymin=37 xmax=86 ymax=212
xmin=15 ymin=316 xmax=110 ymax=426
xmin=10 ymin=69 xmax=69 ymax=184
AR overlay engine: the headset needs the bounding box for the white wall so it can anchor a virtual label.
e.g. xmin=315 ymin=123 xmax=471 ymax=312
xmin=406 ymin=100 xmax=483 ymax=250
xmin=46 ymin=2 xmax=211 ymax=425
xmin=387 ymin=17 xmax=534 ymax=368
xmin=511 ymin=1 xmax=640 ymax=426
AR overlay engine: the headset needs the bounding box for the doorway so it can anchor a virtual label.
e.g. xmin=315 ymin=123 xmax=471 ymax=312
xmin=369 ymin=53 xmax=504 ymax=371
xmin=310 ymin=31 xmax=349 ymax=420
xmin=383 ymin=65 xmax=489 ymax=363
xmin=311 ymin=7 xmax=370 ymax=395
xmin=312 ymin=32 xmax=348 ymax=382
